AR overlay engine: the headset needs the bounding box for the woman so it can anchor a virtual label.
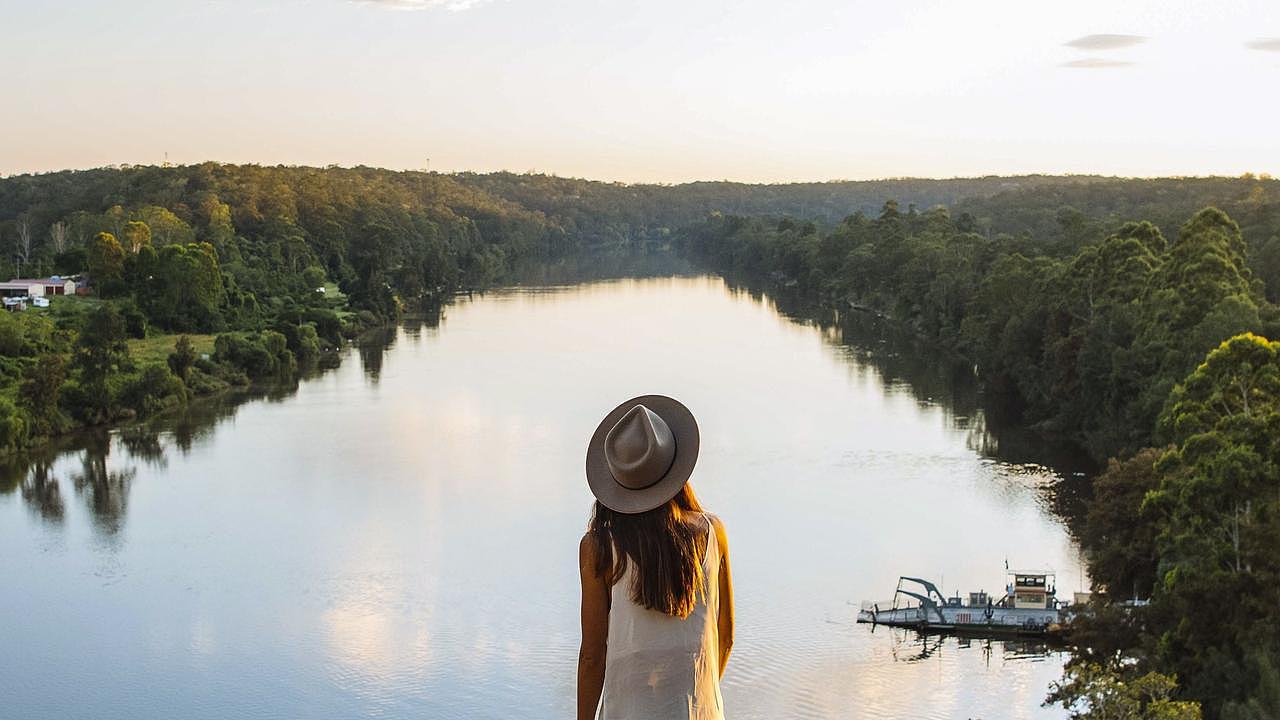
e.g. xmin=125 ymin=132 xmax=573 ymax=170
xmin=578 ymin=395 xmax=734 ymax=720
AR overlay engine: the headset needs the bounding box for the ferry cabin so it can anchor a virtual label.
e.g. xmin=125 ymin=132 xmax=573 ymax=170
xmin=1010 ymin=573 xmax=1054 ymax=609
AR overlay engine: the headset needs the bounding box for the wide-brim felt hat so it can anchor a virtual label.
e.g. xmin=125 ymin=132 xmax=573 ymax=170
xmin=586 ymin=394 xmax=699 ymax=514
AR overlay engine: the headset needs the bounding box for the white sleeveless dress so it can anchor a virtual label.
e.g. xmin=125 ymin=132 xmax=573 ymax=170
xmin=599 ymin=517 xmax=724 ymax=720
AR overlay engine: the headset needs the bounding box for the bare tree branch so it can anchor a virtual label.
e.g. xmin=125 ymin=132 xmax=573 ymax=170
xmin=15 ymin=216 xmax=32 ymax=277
xmin=49 ymin=221 xmax=69 ymax=255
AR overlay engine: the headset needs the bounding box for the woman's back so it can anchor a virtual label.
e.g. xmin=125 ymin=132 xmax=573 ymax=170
xmin=599 ymin=515 xmax=723 ymax=720
xmin=578 ymin=396 xmax=733 ymax=720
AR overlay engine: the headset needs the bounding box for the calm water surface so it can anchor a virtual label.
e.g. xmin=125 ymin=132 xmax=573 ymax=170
xmin=0 ymin=277 xmax=1083 ymax=719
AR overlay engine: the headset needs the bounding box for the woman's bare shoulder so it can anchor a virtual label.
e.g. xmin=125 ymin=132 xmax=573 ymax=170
xmin=579 ymin=531 xmax=598 ymax=563
xmin=701 ymin=512 xmax=729 ymax=551
xmin=701 ymin=511 xmax=726 ymax=530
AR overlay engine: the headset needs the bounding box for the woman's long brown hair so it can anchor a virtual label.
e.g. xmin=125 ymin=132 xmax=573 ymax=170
xmin=588 ymin=484 xmax=709 ymax=618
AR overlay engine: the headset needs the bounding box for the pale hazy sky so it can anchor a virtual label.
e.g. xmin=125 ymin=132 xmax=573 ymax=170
xmin=2 ymin=0 xmax=1278 ymax=182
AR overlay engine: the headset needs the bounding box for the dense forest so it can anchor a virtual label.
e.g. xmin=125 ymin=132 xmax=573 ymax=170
xmin=677 ymin=205 xmax=1280 ymax=460
xmin=3 ymin=164 xmax=1280 ymax=717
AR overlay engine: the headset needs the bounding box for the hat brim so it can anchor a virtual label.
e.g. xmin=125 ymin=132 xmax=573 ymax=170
xmin=586 ymin=394 xmax=699 ymax=514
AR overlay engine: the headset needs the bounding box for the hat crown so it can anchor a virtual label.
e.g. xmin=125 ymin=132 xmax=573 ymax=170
xmin=604 ymin=405 xmax=676 ymax=490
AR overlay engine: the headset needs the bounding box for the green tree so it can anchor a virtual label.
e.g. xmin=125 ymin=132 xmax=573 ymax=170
xmin=134 ymin=205 xmax=194 ymax=246
xmin=168 ymin=335 xmax=197 ymax=382
xmin=197 ymin=194 xmax=236 ymax=250
xmin=0 ymin=310 xmax=26 ymax=356
xmin=86 ymin=232 xmax=126 ymax=297
xmin=121 ymin=220 xmax=152 ymax=254
xmin=1145 ymin=333 xmax=1280 ymax=713
xmin=0 ymin=397 xmax=29 ymax=453
xmin=1082 ymin=447 xmax=1165 ymax=599
xmin=72 ymin=305 xmax=129 ymax=423
xmin=121 ymin=364 xmax=186 ymax=415
xmin=18 ymin=353 xmax=68 ymax=436
xmin=1221 ymin=653 xmax=1280 ymax=720
xmin=302 ymin=265 xmax=327 ymax=290
xmin=148 ymin=243 xmax=225 ymax=330
xmin=1046 ymin=663 xmax=1201 ymax=720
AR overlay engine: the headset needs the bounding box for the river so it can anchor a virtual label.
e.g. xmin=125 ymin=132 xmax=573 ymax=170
xmin=0 ymin=275 xmax=1086 ymax=719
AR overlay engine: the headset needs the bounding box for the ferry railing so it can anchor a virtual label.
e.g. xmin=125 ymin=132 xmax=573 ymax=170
xmin=861 ymin=599 xmax=917 ymax=613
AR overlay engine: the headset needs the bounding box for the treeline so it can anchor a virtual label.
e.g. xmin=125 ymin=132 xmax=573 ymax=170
xmin=4 ymin=165 xmax=1279 ymax=314
xmin=952 ymin=176 xmax=1280 ymax=299
xmin=678 ymin=205 xmax=1280 ymax=461
xmin=675 ymin=205 xmax=1280 ymax=717
xmin=0 ymin=164 xmax=567 ymax=322
xmin=457 ymin=172 xmax=1280 ymax=265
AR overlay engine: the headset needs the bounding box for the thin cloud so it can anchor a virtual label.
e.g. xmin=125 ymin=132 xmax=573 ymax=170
xmin=352 ymin=0 xmax=490 ymax=10
xmin=1064 ymin=34 xmax=1146 ymax=50
xmin=1245 ymin=38 xmax=1280 ymax=52
xmin=1061 ymin=58 xmax=1134 ymax=69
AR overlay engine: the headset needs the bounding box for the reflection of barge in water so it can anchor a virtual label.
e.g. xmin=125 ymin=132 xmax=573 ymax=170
xmin=858 ymin=572 xmax=1086 ymax=637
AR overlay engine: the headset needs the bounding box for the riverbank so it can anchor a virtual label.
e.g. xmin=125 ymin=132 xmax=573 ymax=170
xmin=0 ymin=299 xmax=392 ymax=459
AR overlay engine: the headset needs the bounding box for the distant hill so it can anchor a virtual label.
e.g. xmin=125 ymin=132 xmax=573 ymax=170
xmin=1 ymin=164 xmax=1277 ymax=294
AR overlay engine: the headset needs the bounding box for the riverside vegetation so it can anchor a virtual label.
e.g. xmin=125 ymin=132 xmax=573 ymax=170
xmin=4 ymin=164 xmax=1280 ymax=718
xmin=676 ymin=202 xmax=1280 ymax=719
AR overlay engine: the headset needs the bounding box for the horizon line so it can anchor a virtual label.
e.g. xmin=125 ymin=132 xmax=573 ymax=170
xmin=2 ymin=162 xmax=1276 ymax=187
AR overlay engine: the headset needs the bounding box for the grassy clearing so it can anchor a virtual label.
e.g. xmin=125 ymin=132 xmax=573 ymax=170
xmin=321 ymin=283 xmax=355 ymax=319
xmin=321 ymin=282 xmax=346 ymax=302
xmin=127 ymin=334 xmax=217 ymax=366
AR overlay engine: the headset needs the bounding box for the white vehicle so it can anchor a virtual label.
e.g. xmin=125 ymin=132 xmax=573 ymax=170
xmin=32 ymin=296 xmax=50 ymax=308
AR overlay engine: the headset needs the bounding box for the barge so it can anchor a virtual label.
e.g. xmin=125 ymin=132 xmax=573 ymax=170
xmin=857 ymin=572 xmax=1084 ymax=637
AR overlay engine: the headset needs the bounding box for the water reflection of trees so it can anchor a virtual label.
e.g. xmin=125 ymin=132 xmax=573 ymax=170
xmin=71 ymin=431 xmax=135 ymax=537
xmin=20 ymin=459 xmax=64 ymax=522
xmin=358 ymin=326 xmax=397 ymax=381
xmin=119 ymin=425 xmax=167 ymax=468
xmin=725 ymin=277 xmax=1096 ymax=475
xmin=506 ymin=251 xmax=696 ymax=286
xmin=401 ymin=301 xmax=444 ymax=343
xmin=0 ymin=298 xmax=437 ymax=536
xmin=358 ymin=305 xmax=445 ymax=380
xmin=0 ymin=307 xmax=417 ymax=536
xmin=723 ymin=275 xmax=1098 ymax=537
xmin=0 ymin=385 xmax=284 ymax=537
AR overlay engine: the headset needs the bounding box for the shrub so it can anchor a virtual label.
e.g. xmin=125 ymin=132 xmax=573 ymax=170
xmin=168 ymin=335 xmax=197 ymax=381
xmin=213 ymin=331 xmax=296 ymax=380
xmin=274 ymin=322 xmax=321 ymax=368
xmin=184 ymin=366 xmax=229 ymax=395
xmin=115 ymin=299 xmax=148 ymax=339
xmin=302 ymin=308 xmax=343 ymax=346
xmin=0 ymin=397 xmax=29 ymax=452
xmin=62 ymin=374 xmax=128 ymax=425
xmin=121 ymin=364 xmax=187 ymax=415
xmin=0 ymin=312 xmax=25 ymax=356
xmin=0 ymin=311 xmax=58 ymax=357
